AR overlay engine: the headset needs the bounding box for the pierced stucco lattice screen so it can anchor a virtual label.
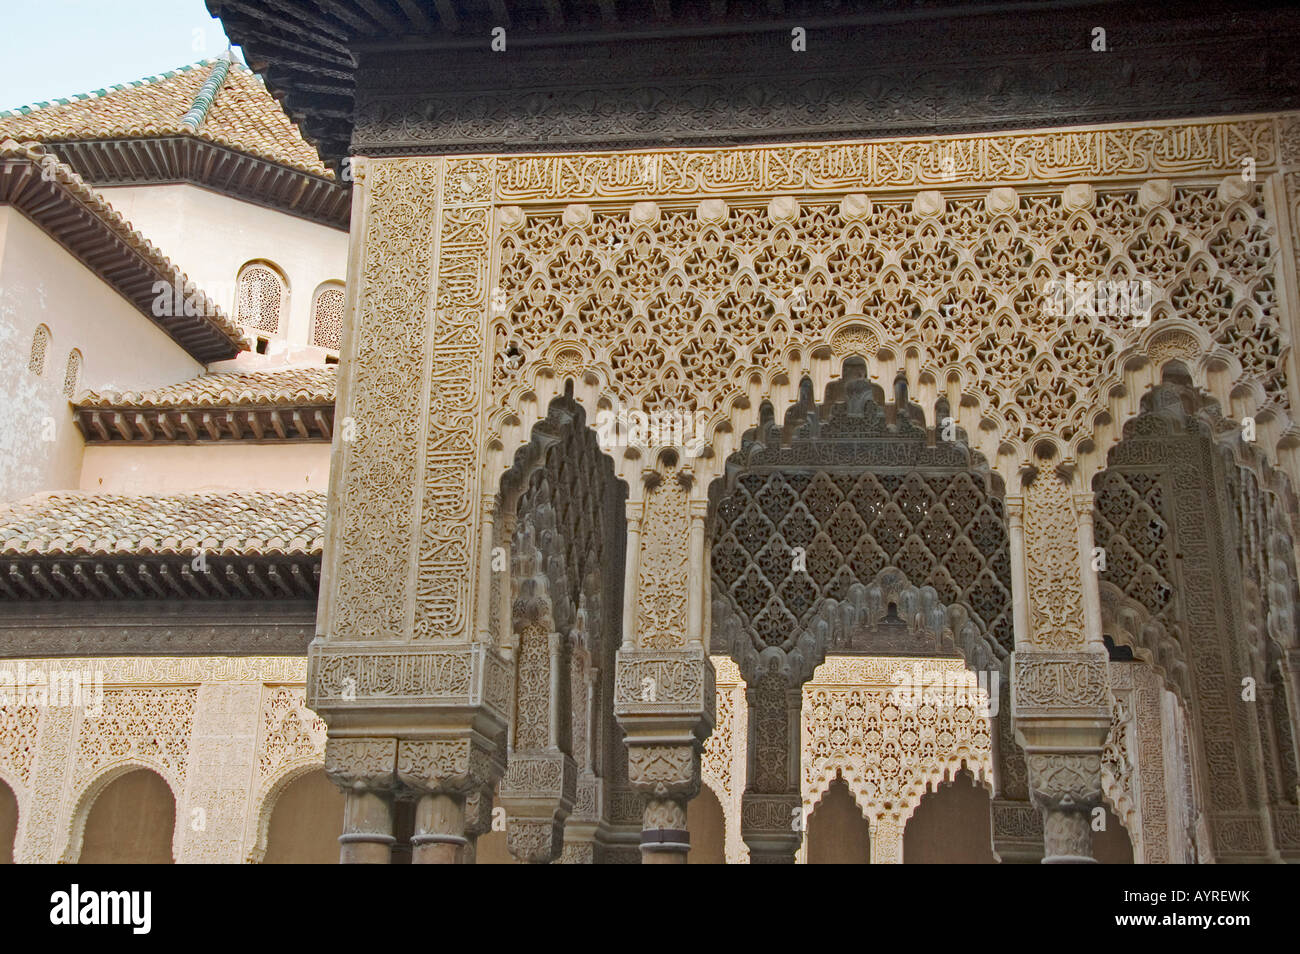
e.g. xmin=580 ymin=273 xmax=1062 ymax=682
xmin=311 ymin=287 xmax=345 ymax=349
xmin=62 ymin=349 xmax=82 ymax=398
xmin=492 ymin=186 xmax=1283 ymax=448
xmin=237 ymin=265 xmax=285 ymax=334
xmin=28 ymin=325 xmax=49 ymax=376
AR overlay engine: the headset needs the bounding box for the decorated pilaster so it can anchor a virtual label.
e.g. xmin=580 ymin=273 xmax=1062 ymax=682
xmin=614 ymin=460 xmax=714 ymax=863
xmin=1010 ymin=463 xmax=1111 ymax=863
xmin=308 ymin=155 xmax=510 ymax=862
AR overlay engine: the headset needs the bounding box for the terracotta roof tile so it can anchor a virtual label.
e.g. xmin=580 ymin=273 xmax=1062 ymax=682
xmin=0 ymin=492 xmax=325 ymax=557
xmin=0 ymin=60 xmax=330 ymax=177
xmin=77 ymin=366 xmax=336 ymax=409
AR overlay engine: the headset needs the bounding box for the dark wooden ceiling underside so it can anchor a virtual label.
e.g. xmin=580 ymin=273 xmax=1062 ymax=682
xmin=209 ymin=1 xmax=1300 ymax=164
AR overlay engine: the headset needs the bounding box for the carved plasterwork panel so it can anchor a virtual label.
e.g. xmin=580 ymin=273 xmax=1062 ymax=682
xmin=1023 ymin=472 xmax=1088 ymax=650
xmin=1095 ymin=385 xmax=1298 ymax=859
xmin=702 ymin=656 xmax=748 ymax=864
xmin=415 ymin=158 xmax=494 ymax=640
xmin=636 ymin=464 xmax=691 ymax=649
xmin=331 ymin=158 xmax=440 ymax=641
xmin=490 ymin=168 xmax=1287 ymax=467
xmin=709 ymin=367 xmax=1014 ymax=665
xmin=0 ymin=657 xmax=327 ymax=864
xmin=800 ymin=656 xmax=995 ymax=863
xmin=495 ymin=120 xmax=1276 ymax=201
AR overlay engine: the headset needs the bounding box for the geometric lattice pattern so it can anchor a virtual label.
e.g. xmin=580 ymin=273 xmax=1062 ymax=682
xmin=495 ymin=184 xmax=1283 ymax=446
xmin=711 ymin=372 xmax=1013 ymax=655
xmin=311 ymin=287 xmax=344 ymax=349
xmin=28 ymin=324 xmax=49 ymax=376
xmin=237 ymin=264 xmax=284 ymax=334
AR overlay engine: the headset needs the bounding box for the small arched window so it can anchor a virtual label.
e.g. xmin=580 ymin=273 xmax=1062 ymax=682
xmin=311 ymin=283 xmax=345 ymax=350
xmin=236 ymin=262 xmax=288 ymax=334
xmin=28 ymin=324 xmax=50 ymax=376
xmin=63 ymin=349 xmax=83 ymax=397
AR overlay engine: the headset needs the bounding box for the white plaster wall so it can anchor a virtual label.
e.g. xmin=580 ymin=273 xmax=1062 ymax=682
xmin=95 ymin=183 xmax=349 ymax=347
xmin=79 ymin=442 xmax=332 ymax=493
xmin=0 ymin=209 xmax=203 ymax=503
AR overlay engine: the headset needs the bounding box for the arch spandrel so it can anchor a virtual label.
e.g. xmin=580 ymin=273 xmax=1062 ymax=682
xmin=486 ymin=169 xmax=1299 ymax=498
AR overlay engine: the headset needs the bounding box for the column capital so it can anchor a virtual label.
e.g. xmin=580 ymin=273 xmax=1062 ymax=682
xmin=324 ymin=736 xmax=397 ymax=792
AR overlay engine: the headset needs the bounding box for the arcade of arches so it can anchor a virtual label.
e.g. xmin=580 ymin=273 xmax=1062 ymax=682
xmin=305 ymin=119 xmax=1300 ymax=865
xmin=4 ymin=116 xmax=1300 ymax=863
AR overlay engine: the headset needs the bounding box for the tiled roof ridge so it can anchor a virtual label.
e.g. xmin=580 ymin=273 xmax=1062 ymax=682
xmin=0 ymin=139 xmax=247 ymax=354
xmin=0 ymin=490 xmax=325 ymax=558
xmin=0 ymin=60 xmax=218 ymax=119
xmin=180 ymin=53 xmax=235 ymax=131
xmin=77 ymin=365 xmax=337 ymax=409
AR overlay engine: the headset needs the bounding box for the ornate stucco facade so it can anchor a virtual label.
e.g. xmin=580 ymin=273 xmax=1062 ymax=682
xmin=4 ymin=2 xmax=1300 ymax=864
xmin=301 ymin=112 xmax=1300 ymax=863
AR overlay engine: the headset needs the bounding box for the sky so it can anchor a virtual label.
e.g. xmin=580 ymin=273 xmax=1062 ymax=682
xmin=0 ymin=0 xmax=243 ymax=112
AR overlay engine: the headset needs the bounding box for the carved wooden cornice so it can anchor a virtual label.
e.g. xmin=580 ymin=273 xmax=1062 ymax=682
xmin=209 ymin=1 xmax=1300 ymax=163
xmin=48 ymin=137 xmax=350 ymax=230
xmin=0 ymin=141 xmax=246 ymax=363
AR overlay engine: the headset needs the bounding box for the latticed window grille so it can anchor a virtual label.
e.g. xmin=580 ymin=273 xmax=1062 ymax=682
xmin=236 ymin=264 xmax=285 ymax=333
xmin=28 ymin=325 xmax=50 ymax=376
xmin=312 ymin=286 xmax=345 ymax=350
xmin=62 ymin=349 xmax=82 ymax=397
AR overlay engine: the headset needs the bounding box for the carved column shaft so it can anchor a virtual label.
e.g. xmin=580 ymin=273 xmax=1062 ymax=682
xmin=327 ymin=737 xmax=399 ymax=865
xmin=1012 ymin=471 xmax=1111 ymax=863
xmin=411 ymin=793 xmax=466 ymax=864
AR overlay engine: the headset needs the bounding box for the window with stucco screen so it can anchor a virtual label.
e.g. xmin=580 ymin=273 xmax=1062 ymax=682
xmin=312 ymin=286 xmax=345 ymax=350
xmin=236 ymin=264 xmax=286 ymax=334
xmin=63 ymin=349 xmax=82 ymax=397
xmin=28 ymin=325 xmax=50 ymax=376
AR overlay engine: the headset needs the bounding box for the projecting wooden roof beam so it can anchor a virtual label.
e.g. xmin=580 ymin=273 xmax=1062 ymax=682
xmin=394 ymin=0 xmax=435 ymax=32
xmin=136 ymin=564 xmax=168 ymax=599
xmin=224 ymin=564 xmax=253 ymax=597
xmin=178 ymin=412 xmax=198 ymax=441
xmin=432 ymin=0 xmax=459 ymax=31
xmin=7 ymin=566 xmax=39 ymax=599
xmin=487 ymin=0 xmax=511 ymax=28
xmin=88 ymin=412 xmax=110 ymax=442
xmin=112 ymin=412 xmax=132 ymax=441
xmin=201 ymin=412 xmax=221 ymax=441
xmin=352 ymin=0 xmax=405 ymax=33
xmin=93 ymin=565 xmax=125 ymax=598
xmin=72 ymin=564 xmax=106 ymax=599
xmin=313 ymin=410 xmax=331 ymax=439
xmin=313 ymin=0 xmax=388 ymax=34
xmin=113 ymin=564 xmax=145 ymax=598
xmin=29 ymin=565 xmax=61 ymax=599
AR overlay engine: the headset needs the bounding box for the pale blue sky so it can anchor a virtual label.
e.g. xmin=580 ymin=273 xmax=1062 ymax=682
xmin=0 ymin=0 xmax=244 ymax=112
